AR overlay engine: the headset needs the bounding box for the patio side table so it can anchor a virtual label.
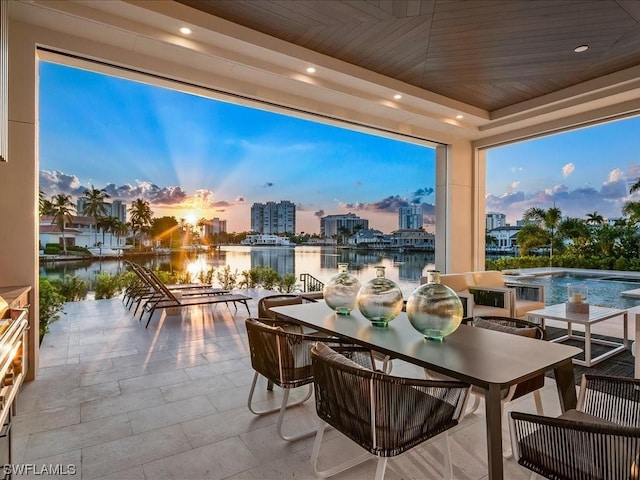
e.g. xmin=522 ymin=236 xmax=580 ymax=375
xmin=526 ymin=303 xmax=628 ymax=367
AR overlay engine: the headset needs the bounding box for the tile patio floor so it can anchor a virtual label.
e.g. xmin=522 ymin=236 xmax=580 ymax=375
xmin=12 ymin=293 xmax=581 ymax=479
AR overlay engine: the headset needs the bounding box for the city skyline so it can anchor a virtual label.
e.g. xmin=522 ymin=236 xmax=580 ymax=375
xmin=39 ymin=62 xmax=640 ymax=234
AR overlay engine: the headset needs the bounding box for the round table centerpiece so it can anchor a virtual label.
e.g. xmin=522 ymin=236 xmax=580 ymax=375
xmin=406 ymin=270 xmax=463 ymax=341
xmin=356 ymin=266 xmax=403 ymax=327
xmin=323 ymin=263 xmax=361 ymax=315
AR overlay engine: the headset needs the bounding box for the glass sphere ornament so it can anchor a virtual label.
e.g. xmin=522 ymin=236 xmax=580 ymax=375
xmin=356 ymin=266 xmax=403 ymax=327
xmin=323 ymin=263 xmax=361 ymax=315
xmin=406 ymin=270 xmax=463 ymax=341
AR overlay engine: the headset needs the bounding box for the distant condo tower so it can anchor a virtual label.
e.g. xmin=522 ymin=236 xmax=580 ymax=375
xmin=251 ymin=200 xmax=296 ymax=234
xmin=320 ymin=213 xmax=368 ymax=238
xmin=398 ymin=205 xmax=423 ymax=229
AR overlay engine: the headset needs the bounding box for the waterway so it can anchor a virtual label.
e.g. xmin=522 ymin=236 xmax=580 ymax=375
xmin=39 ymin=245 xmax=436 ymax=292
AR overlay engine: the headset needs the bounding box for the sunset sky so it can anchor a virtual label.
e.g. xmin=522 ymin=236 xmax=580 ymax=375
xmin=39 ymin=62 xmax=436 ymax=234
xmin=39 ymin=61 xmax=640 ymax=234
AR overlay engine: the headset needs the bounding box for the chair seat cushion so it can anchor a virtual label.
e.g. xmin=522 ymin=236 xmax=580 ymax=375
xmin=314 ymin=342 xmax=371 ymax=371
xmin=472 ymin=305 xmax=510 ymax=318
xmin=473 ymin=318 xmax=538 ymax=337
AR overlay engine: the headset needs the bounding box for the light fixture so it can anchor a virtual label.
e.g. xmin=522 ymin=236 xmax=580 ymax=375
xmin=306 ymin=67 xmax=316 ymax=74
xmin=574 ymin=45 xmax=589 ymax=53
xmin=456 ymin=114 xmax=464 ymax=120
xmin=179 ymin=27 xmax=192 ymax=35
xmin=393 ymin=94 xmax=402 ymax=100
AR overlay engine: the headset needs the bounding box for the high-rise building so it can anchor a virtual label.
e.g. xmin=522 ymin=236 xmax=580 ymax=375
xmin=486 ymin=212 xmax=506 ymax=231
xmin=398 ymin=205 xmax=423 ymax=229
xmin=108 ymin=200 xmax=127 ymax=223
xmin=250 ymin=201 xmax=296 ymax=234
xmin=203 ymin=217 xmax=227 ymax=237
xmin=320 ymin=213 xmax=368 ymax=238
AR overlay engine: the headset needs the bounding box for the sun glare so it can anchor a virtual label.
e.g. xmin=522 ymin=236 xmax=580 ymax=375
xmin=185 ymin=212 xmax=198 ymax=224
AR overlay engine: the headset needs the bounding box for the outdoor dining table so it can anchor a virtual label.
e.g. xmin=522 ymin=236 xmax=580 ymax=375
xmin=272 ymin=301 xmax=582 ymax=480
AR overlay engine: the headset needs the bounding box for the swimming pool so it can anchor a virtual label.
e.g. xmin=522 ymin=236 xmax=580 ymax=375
xmin=510 ymin=272 xmax=640 ymax=310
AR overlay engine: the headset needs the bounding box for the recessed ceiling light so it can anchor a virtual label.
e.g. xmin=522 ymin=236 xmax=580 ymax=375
xmin=456 ymin=114 xmax=464 ymax=120
xmin=306 ymin=67 xmax=316 ymax=74
xmin=574 ymin=45 xmax=589 ymax=53
xmin=393 ymin=94 xmax=402 ymax=100
xmin=179 ymin=27 xmax=192 ymax=35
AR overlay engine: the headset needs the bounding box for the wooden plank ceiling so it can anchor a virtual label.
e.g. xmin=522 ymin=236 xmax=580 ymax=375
xmin=177 ymin=0 xmax=640 ymax=112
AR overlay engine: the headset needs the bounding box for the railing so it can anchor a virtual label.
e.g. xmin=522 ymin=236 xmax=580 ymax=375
xmin=299 ymin=273 xmax=324 ymax=293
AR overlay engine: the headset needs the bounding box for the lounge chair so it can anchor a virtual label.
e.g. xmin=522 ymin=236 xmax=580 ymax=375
xmin=124 ymin=261 xmax=228 ymax=316
xmin=134 ymin=265 xmax=250 ymax=327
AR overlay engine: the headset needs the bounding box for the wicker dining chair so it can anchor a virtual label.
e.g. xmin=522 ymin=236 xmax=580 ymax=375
xmin=423 ymin=315 xmax=546 ymax=457
xmin=310 ymin=342 xmax=470 ymax=480
xmin=245 ymin=318 xmax=373 ymax=442
xmin=510 ymin=374 xmax=640 ymax=480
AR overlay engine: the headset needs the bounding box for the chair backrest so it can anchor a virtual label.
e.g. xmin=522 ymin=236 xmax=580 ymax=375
xmin=510 ymin=411 xmax=640 ymax=480
xmin=245 ymin=318 xmax=315 ymax=388
xmin=311 ymin=342 xmax=469 ymax=457
xmin=470 ymin=270 xmax=505 ymax=288
xmin=141 ymin=267 xmax=180 ymax=302
xmin=472 ymin=316 xmax=545 ymax=399
xmin=257 ymin=294 xmax=304 ymax=319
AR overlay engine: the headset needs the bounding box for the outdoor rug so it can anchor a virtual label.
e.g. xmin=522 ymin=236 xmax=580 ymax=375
xmin=544 ymin=326 xmax=634 ymax=384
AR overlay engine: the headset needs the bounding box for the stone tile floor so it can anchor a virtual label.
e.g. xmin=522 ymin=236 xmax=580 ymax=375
xmin=12 ymin=293 xmax=577 ymax=479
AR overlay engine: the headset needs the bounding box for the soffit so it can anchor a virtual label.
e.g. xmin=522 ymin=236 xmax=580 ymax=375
xmin=9 ymin=0 xmax=640 ymax=146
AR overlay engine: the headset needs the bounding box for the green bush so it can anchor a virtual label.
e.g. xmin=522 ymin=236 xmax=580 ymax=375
xmin=39 ymin=277 xmax=65 ymax=342
xmin=216 ymin=265 xmax=238 ymax=290
xmin=51 ymin=275 xmax=88 ymax=301
xmin=276 ymin=273 xmax=298 ymax=293
xmin=260 ymin=267 xmax=280 ymax=291
xmin=197 ymin=267 xmax=215 ymax=285
xmin=154 ymin=269 xmax=177 ymax=284
xmin=44 ymin=245 xmax=61 ymax=255
xmin=95 ymin=272 xmax=122 ymax=299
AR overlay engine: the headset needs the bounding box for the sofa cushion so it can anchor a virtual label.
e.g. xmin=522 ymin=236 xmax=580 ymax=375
xmin=471 ymin=270 xmax=505 ymax=288
xmin=438 ymin=274 xmax=469 ymax=292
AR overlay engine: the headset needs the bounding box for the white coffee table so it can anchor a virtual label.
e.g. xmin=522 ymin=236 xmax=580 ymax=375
xmin=526 ymin=304 xmax=629 ymax=367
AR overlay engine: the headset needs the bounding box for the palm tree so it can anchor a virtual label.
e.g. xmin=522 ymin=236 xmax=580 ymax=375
xmin=80 ymin=186 xmax=110 ymax=245
xmin=97 ymin=216 xmax=119 ymax=246
xmin=111 ymin=219 xmax=128 ymax=248
xmin=630 ymin=178 xmax=640 ymax=194
xmin=39 ymin=189 xmax=54 ymax=216
xmin=585 ymin=211 xmax=605 ymax=225
xmin=622 ymin=200 xmax=640 ymax=224
xmin=523 ymin=205 xmax=563 ymax=261
xmin=50 ymin=193 xmax=75 ymax=254
xmin=129 ymin=198 xmax=153 ymax=250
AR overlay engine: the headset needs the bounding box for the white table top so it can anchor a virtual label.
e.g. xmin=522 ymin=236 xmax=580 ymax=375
xmin=526 ymin=303 xmax=627 ymax=325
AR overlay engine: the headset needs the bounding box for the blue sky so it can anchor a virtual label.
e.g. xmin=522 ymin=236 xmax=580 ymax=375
xmin=39 ymin=62 xmax=436 ymax=234
xmin=39 ymin=61 xmax=640 ymax=234
xmin=486 ymin=117 xmax=640 ymax=224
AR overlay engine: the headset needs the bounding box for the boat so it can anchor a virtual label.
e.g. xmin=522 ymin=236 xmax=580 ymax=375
xmin=87 ymin=247 xmax=123 ymax=258
xmin=240 ymin=234 xmax=294 ymax=246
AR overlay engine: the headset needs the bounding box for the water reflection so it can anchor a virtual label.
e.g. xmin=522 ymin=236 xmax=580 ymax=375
xmin=40 ymin=245 xmax=436 ymax=290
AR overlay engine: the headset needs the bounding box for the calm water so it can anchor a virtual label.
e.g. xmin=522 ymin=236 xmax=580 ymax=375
xmin=40 ymin=247 xmax=640 ymax=309
xmin=39 ymin=246 xmax=436 ymax=292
